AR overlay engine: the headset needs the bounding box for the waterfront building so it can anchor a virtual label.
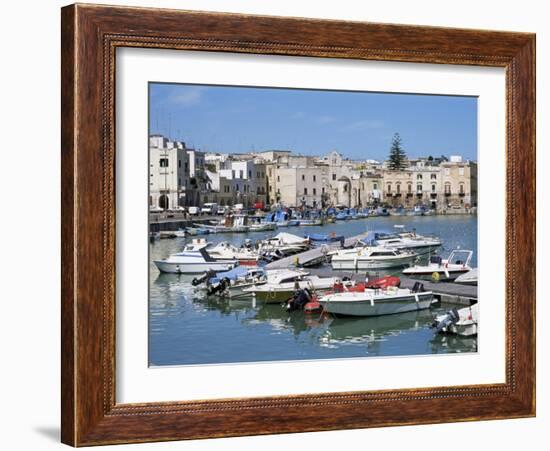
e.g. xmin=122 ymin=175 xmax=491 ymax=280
xmin=216 ymin=158 xmax=268 ymax=208
xmin=149 ymin=135 xmax=209 ymax=209
xmin=440 ymin=156 xmax=478 ymax=210
xmin=149 ymin=134 xmax=476 ymax=212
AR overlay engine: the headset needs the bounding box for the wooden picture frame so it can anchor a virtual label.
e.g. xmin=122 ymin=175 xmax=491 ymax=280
xmin=61 ymin=3 xmax=535 ymax=446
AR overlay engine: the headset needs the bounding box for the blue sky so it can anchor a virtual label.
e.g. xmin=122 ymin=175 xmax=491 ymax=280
xmin=149 ymin=83 xmax=477 ymax=161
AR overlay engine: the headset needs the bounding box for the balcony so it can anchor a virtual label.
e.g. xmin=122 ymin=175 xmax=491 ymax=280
xmin=386 ymin=193 xmax=392 ymax=197
xmin=459 ymin=192 xmax=466 ymax=197
xmin=393 ymin=193 xmax=402 ymax=198
xmin=430 ymin=193 xmax=437 ymax=199
xmin=406 ymin=192 xmax=413 ymax=197
xmin=444 ymin=192 xmax=451 ymax=197
xmin=416 ymin=192 xmax=423 ymax=197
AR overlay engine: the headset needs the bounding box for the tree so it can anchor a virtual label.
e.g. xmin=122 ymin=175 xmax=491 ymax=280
xmin=388 ymin=133 xmax=407 ymax=170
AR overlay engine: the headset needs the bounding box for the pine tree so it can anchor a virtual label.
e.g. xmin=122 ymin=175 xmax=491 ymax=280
xmin=388 ymin=133 xmax=407 ymax=170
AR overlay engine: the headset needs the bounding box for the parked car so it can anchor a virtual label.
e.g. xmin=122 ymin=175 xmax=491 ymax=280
xmin=217 ymin=206 xmax=227 ymax=215
xmin=188 ymin=206 xmax=200 ymax=215
xmin=232 ymin=203 xmax=244 ymax=212
xmin=201 ymin=203 xmax=218 ymax=215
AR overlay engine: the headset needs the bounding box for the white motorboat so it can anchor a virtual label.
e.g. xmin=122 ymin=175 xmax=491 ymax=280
xmin=454 ymin=268 xmax=478 ymax=286
xmin=433 ymin=303 xmax=478 ymax=336
xmin=331 ymin=246 xmax=418 ymax=270
xmin=208 ymin=268 xmax=309 ymax=298
xmin=374 ymin=226 xmax=441 ymax=252
xmin=260 ymin=232 xmax=311 ymax=256
xmin=153 ymin=239 xmax=237 ymax=274
xmin=402 ymin=249 xmax=473 ymax=281
xmin=242 ymin=270 xmax=337 ymax=303
xmin=207 ymin=241 xmax=261 ymax=266
xmin=318 ymin=283 xmax=433 ymax=317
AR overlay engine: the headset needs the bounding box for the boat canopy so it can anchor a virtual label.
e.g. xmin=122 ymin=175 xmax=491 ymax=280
xmin=208 ymin=266 xmax=259 ymax=284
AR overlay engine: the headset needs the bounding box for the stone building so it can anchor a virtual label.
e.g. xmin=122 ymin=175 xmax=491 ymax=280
xmin=440 ymin=156 xmax=478 ymax=209
xmin=149 ymin=135 xmax=209 ymax=209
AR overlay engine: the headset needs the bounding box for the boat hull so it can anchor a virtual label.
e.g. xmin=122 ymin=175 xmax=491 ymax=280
xmin=320 ymin=292 xmax=433 ymax=317
xmin=154 ymin=260 xmax=235 ymax=274
xmin=331 ymin=255 xmax=417 ymax=270
xmin=402 ymin=268 xmax=470 ymax=281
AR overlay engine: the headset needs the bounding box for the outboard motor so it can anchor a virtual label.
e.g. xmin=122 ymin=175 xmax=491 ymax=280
xmin=206 ymin=277 xmax=231 ymax=296
xmin=286 ymin=288 xmax=312 ymax=312
xmin=432 ymin=308 xmax=460 ymax=333
xmin=412 ymin=281 xmax=425 ymax=293
xmin=192 ymin=270 xmax=216 ymax=286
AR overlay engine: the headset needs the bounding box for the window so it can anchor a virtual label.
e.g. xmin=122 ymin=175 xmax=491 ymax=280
xmin=417 ymin=184 xmax=423 ymax=192
xmin=408 ymin=183 xmax=412 ymax=193
xmin=444 ymin=183 xmax=451 ymax=194
xmin=373 ymin=183 xmax=378 ymax=190
xmin=417 ymin=174 xmax=423 ymax=180
xmin=322 ymin=187 xmax=325 ymax=194
xmin=459 ymin=184 xmax=465 ymax=193
xmin=332 ymin=174 xmax=336 ymax=181
xmin=396 ymin=184 xmax=401 ymax=194
xmin=269 ymin=185 xmax=272 ymax=192
xmin=459 ymin=167 xmax=465 ymax=176
xmin=387 ymin=184 xmax=392 ymax=193
xmin=313 ymin=188 xmax=317 ymax=195
xmin=431 ymin=174 xmax=436 ymax=179
xmin=313 ymin=175 xmax=317 ymax=182
xmin=248 ymin=170 xmax=252 ymax=178
xmin=277 ymin=176 xmax=280 ymax=182
xmin=178 ymin=160 xmax=181 ymax=168
xmin=159 ymin=158 xmax=169 ymax=167
xmin=240 ymin=170 xmax=244 ymax=178
xmin=304 ymin=188 xmax=308 ymax=195
xmin=344 ymin=185 xmax=348 ymax=193
xmin=431 ymin=184 xmax=436 ymax=192
xmin=302 ymin=174 xmax=305 ymax=181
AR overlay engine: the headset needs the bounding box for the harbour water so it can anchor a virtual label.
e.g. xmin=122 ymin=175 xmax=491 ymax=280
xmin=149 ymin=215 xmax=477 ymax=366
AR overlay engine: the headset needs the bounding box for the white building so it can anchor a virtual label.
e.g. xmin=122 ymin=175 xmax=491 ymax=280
xmin=149 ymin=135 xmax=207 ymax=209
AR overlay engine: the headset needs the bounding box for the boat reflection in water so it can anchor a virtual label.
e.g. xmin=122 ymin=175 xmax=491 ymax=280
xmin=318 ymin=310 xmax=440 ymax=356
xmin=189 ymin=291 xmax=476 ymax=357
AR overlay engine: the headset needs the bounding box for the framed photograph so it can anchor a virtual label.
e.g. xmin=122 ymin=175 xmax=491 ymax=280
xmin=61 ymin=3 xmax=536 ymax=446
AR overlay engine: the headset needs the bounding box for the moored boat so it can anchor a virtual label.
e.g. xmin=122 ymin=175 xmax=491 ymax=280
xmin=374 ymin=226 xmax=442 ymax=253
xmin=318 ymin=282 xmax=433 ymax=317
xmin=402 ymin=249 xmax=473 ymax=281
xmin=242 ymin=271 xmax=339 ymax=303
xmin=432 ymin=303 xmax=478 ymax=336
xmin=153 ymin=240 xmax=237 ymax=274
xmin=454 ymin=268 xmax=478 ymax=286
xmin=331 ymin=246 xmax=418 ymax=270
xmin=207 ymin=241 xmax=261 ymax=266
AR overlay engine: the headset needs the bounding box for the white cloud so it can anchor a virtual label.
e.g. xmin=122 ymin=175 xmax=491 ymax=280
xmin=317 ymin=115 xmax=335 ymax=124
xmin=341 ymin=119 xmax=385 ymax=132
xmin=170 ymin=87 xmax=204 ymax=107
